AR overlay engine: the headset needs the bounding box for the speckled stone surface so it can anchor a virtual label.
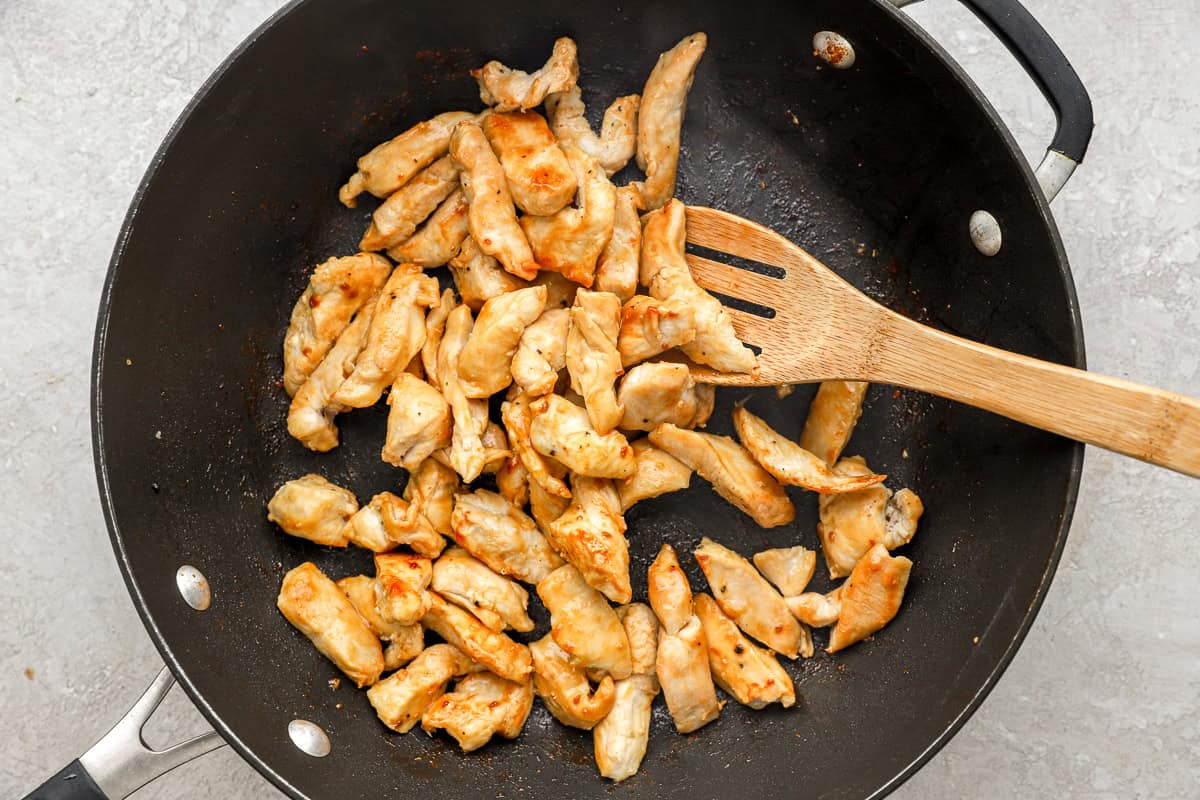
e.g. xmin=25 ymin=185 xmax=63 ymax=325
xmin=1 ymin=1 xmax=1196 ymax=798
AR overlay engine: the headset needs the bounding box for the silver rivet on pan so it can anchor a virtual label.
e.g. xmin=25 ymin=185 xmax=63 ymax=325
xmin=288 ymin=719 xmax=331 ymax=757
xmin=175 ymin=565 xmax=211 ymax=611
xmin=969 ymin=210 xmax=1003 ymax=256
xmin=813 ymin=31 xmax=856 ymax=69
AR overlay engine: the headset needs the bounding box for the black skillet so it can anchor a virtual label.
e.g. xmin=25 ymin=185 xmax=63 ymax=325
xmin=24 ymin=0 xmax=1094 ymax=797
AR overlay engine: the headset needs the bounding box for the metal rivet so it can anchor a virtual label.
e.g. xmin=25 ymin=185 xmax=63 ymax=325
xmin=175 ymin=565 xmax=211 ymax=611
xmin=813 ymin=31 xmax=856 ymax=69
xmin=969 ymin=210 xmax=1002 ymax=256
xmin=288 ymin=719 xmax=331 ymax=757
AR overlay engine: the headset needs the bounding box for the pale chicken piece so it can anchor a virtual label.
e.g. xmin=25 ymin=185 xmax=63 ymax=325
xmin=733 ymin=406 xmax=886 ymax=494
xmin=339 ymin=111 xmax=475 ymax=207
xmin=365 ymin=643 xmax=475 ymax=733
xmin=530 ymin=474 xmax=572 ymax=533
xmin=617 ymin=294 xmax=696 ymax=368
xmin=473 ymin=36 xmax=578 ymax=112
xmin=646 ymin=543 xmax=692 ymax=636
xmin=495 ymin=454 xmax=530 ymax=508
xmin=384 ymin=627 xmax=426 ymax=670
xmin=799 ymin=380 xmax=869 ymax=465
xmin=785 ymin=586 xmax=843 ymax=628
xmin=530 ymin=634 xmax=616 ymax=730
xmin=421 ymin=671 xmax=533 ymax=752
xmin=282 ymin=253 xmax=392 ymax=396
xmin=545 ymin=86 xmax=640 ymax=176
xmin=332 ymin=264 xmax=441 ymax=408
xmin=521 ymin=146 xmax=617 ymax=287
xmin=566 ymin=289 xmax=625 ymax=433
xmin=617 ymin=438 xmax=692 ymax=511
xmin=594 ymin=185 xmax=642 ymax=301
xmin=593 ymin=603 xmax=659 ymax=782
xmin=537 ymin=564 xmax=632 ymax=679
xmin=447 ymin=235 xmax=530 ymax=312
xmin=694 ymin=593 xmax=794 ymax=709
xmin=277 ymin=562 xmax=383 ymax=688
xmin=457 ymin=285 xmax=548 ymax=398
xmin=510 ymin=307 xmax=570 ymax=396
xmin=481 ymin=110 xmax=576 ymax=215
xmin=694 ymin=537 xmax=809 ymax=659
xmin=449 ymin=489 xmax=563 ymax=583
xmin=267 ymin=474 xmax=357 ymax=547
xmin=531 ymin=269 xmax=579 ymax=309
xmin=380 ymin=373 xmax=451 ymax=471
xmin=421 ymin=592 xmax=531 ymax=682
xmin=340 ymin=491 xmax=438 ymax=555
xmin=642 ymin=199 xmax=757 ymax=372
xmin=634 ymin=33 xmax=706 ymax=210
xmin=360 ymin=156 xmax=459 ymax=251
xmin=402 ymin=457 xmax=459 ymax=537
xmin=387 ymin=189 xmax=470 ymax=268
xmin=437 ymin=305 xmax=490 ymax=482
xmin=500 ymin=392 xmax=571 ymax=499
xmin=431 ymin=547 xmax=534 ymax=633
xmin=649 ymin=424 xmax=795 ymax=528
xmin=374 ymin=552 xmax=432 ymax=627
xmin=419 ymin=289 xmax=456 ymax=385
xmin=657 ymin=615 xmax=721 ymax=733
xmin=547 ymin=476 xmax=631 ymax=603
xmin=619 ymin=603 xmax=660 ymax=676
xmin=753 ymin=545 xmax=817 ymax=597
xmin=618 ymin=361 xmax=713 ymax=432
xmin=450 ymin=121 xmax=538 ymax=280
xmin=529 ymin=393 xmax=635 ymax=479
xmin=828 ymin=544 xmax=912 ymax=653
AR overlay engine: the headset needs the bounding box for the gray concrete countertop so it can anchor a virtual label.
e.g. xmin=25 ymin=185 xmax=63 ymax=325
xmin=1 ymin=1 xmax=1196 ymax=797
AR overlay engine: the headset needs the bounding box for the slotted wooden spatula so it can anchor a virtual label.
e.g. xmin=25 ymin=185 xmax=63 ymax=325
xmin=682 ymin=205 xmax=1200 ymax=478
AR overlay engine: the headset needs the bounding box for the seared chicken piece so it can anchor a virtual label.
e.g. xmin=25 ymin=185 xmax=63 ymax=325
xmin=450 ymin=121 xmax=538 ymax=280
xmin=785 ymin=586 xmax=843 ymax=628
xmin=402 ymin=457 xmax=459 ymax=537
xmin=537 ymin=564 xmax=632 ymax=679
xmin=694 ymin=537 xmax=809 ymax=659
xmin=495 ymin=454 xmax=530 ymax=508
xmin=449 ymin=489 xmax=563 ymax=583
xmin=618 ymin=361 xmax=713 ymax=431
xmin=421 ymin=592 xmax=531 ymax=682
xmin=339 ymin=110 xmax=475 ymax=207
xmin=545 ymin=87 xmax=640 ymax=176
xmin=617 ymin=438 xmax=692 ymax=511
xmin=752 ymin=545 xmax=817 ymax=597
xmin=277 ymin=562 xmax=384 ymax=688
xmin=431 ymin=547 xmax=534 ymax=633
xmin=521 ymin=146 xmax=617 ymax=287
xmin=532 ymin=269 xmax=580 ymax=309
xmin=817 ymin=456 xmax=924 ymax=578
xmin=448 ymin=235 xmax=530 ymax=312
xmin=419 ymin=289 xmax=455 ymax=385
xmin=547 ymin=475 xmax=631 ymax=603
xmin=510 ymin=308 xmax=570 ymax=396
xmin=267 ymin=474 xmax=357 ymax=547
xmin=566 ymin=289 xmax=625 ymax=433
xmin=694 ymin=593 xmax=794 ymax=709
xmin=530 ymin=472 xmax=572 ymax=533
xmin=530 ymin=634 xmax=616 ymax=729
xmin=338 ymin=575 xmax=425 ymax=668
xmin=381 ymin=373 xmax=451 ymax=471
xmin=366 ymin=643 xmax=475 ymax=733
xmin=421 ymin=671 xmax=533 ymax=752
xmin=282 ymin=253 xmax=391 ymax=396
xmin=360 ymin=156 xmax=459 ymax=251
xmin=799 ymin=380 xmax=869 ymax=465
xmin=594 ymin=185 xmax=642 ymax=301
xmin=733 ymin=406 xmax=886 ymax=493
xmin=641 ymin=199 xmax=757 ymax=373
xmin=646 ymin=543 xmax=692 ymax=636
xmin=529 ymin=393 xmax=635 ymax=479
xmin=341 ymin=491 xmax=445 ymax=557
xmin=387 ymin=189 xmax=470 ymax=268
xmin=437 ymin=305 xmax=490 ymax=482
xmin=481 ymin=111 xmax=576 ymax=215
xmin=635 ymin=33 xmax=706 ymax=210
xmin=473 ymin=36 xmax=578 ymax=112
xmin=617 ymin=294 xmax=696 ymax=368
xmin=619 ymin=603 xmax=660 ymax=675
xmin=374 ymin=552 xmax=432 ymax=627
xmin=649 ymin=424 xmax=794 ymax=528
xmin=593 ymin=603 xmax=659 ymax=782
xmin=500 ymin=391 xmax=571 ymax=498
xmin=384 ymin=628 xmax=426 ymax=670
xmin=457 ymin=285 xmax=548 ymax=398
xmin=827 ymin=543 xmax=912 ymax=653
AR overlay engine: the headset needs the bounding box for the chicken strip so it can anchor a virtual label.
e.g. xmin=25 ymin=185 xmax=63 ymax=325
xmin=339 ymin=111 xmax=475 ymax=207
xmin=447 ymin=235 xmax=530 ymax=313
xmin=360 ymin=156 xmax=459 ymax=251
xmin=421 ymin=671 xmax=533 ymax=752
xmin=267 ymin=474 xmax=356 ymax=547
xmin=547 ymin=476 xmax=631 ymax=603
xmin=481 ymin=110 xmax=576 ymax=215
xmin=827 ymin=544 xmax=912 ymax=653
xmin=818 ymin=456 xmax=925 ymax=579
xmin=449 ymin=489 xmax=563 ymax=583
xmin=753 ymin=545 xmax=817 ymax=597
xmin=635 ymin=33 xmax=706 ymax=210
xmin=473 ymin=36 xmax=578 ymax=112
xmin=616 ymin=438 xmax=692 ymax=511
xmin=277 ymin=562 xmax=383 ymax=688
xmin=694 ymin=593 xmax=794 ymax=709
xmin=530 ymin=473 xmax=572 ymax=533
xmin=618 ymin=361 xmax=713 ymax=431
xmin=419 ymin=289 xmax=455 ymax=385
xmin=431 ymin=547 xmax=534 ymax=633
xmin=532 ymin=269 xmax=579 ymax=309
xmin=339 ymin=575 xmax=424 ymax=668
xmin=282 ymin=253 xmax=391 ymax=395
xmin=510 ymin=307 xmax=570 ymax=396
xmin=530 ymin=635 xmax=616 ymax=730
xmin=374 ymin=552 xmax=432 ymax=627
xmin=521 ymin=146 xmax=617 ymax=287
xmin=500 ymin=391 xmax=571 ymax=499
xmin=384 ymin=629 xmax=426 ymax=670
xmin=402 ymin=457 xmax=459 ymax=537
xmin=649 ymin=424 xmax=794 ymax=528
xmin=545 ymin=86 xmax=640 ymax=176
xmin=436 ymin=305 xmax=489 ymax=482
xmin=366 ymin=643 xmax=475 ymax=733
xmin=617 ymin=294 xmax=696 ymax=368
xmin=341 ymin=491 xmax=444 ymax=556
xmin=450 ymin=121 xmax=538 ymax=280
xmin=387 ymin=189 xmax=470 ymax=268
xmin=530 ymin=393 xmax=635 ymax=479
xmin=537 ymin=564 xmax=632 ymax=679
xmin=421 ymin=592 xmax=531 ymax=682
xmin=785 ymin=586 xmax=843 ymax=628
xmin=593 ymin=603 xmax=659 ymax=782
xmin=642 ymin=199 xmax=757 ymax=372
xmin=646 ymin=543 xmax=692 ymax=636
xmin=799 ymin=380 xmax=869 ymax=465
xmin=566 ymin=289 xmax=625 ymax=433
xmin=457 ymin=285 xmax=548 ymax=398
xmin=381 ymin=373 xmax=451 ymax=471
xmin=495 ymin=454 xmax=530 ymax=508
xmin=594 ymin=185 xmax=642 ymax=301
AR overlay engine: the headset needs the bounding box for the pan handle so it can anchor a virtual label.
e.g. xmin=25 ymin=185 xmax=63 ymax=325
xmin=21 ymin=667 xmax=225 ymax=800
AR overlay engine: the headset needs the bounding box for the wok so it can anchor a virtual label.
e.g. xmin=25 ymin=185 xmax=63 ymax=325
xmin=25 ymin=0 xmax=1094 ymax=797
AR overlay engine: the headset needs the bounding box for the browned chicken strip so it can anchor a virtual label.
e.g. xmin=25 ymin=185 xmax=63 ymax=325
xmin=785 ymin=586 xmax=843 ymax=628
xmin=566 ymin=289 xmax=625 ymax=433
xmin=694 ymin=593 xmax=794 ymax=709
xmin=473 ymin=37 xmax=578 ymax=112
xmin=799 ymin=380 xmax=869 ymax=465
xmin=510 ymin=308 xmax=570 ymax=396
xmin=366 ymin=643 xmax=475 ymax=733
xmin=447 ymin=235 xmax=531 ymax=312
xmin=360 ymin=156 xmax=459 ymax=251
xmin=617 ymin=438 xmax=692 ymax=511
xmin=381 ymin=373 xmax=451 ymax=471
xmin=421 ymin=592 xmax=532 ymax=682
xmin=421 ymin=671 xmax=534 ymax=752
xmin=457 ymin=285 xmax=548 ymax=398
xmin=437 ymin=305 xmax=490 ymax=482
xmin=827 ymin=543 xmax=912 ymax=653
xmin=530 ymin=634 xmax=616 ymax=730
xmin=501 ymin=391 xmax=572 ymax=498
xmin=338 ymin=575 xmax=425 ymax=670
xmin=594 ymin=185 xmax=643 ymax=301
xmin=647 ymin=543 xmax=693 ymax=636
xmin=374 ymin=552 xmax=433 ymax=627
xmin=753 ymin=545 xmax=817 ymax=597
xmin=617 ymin=294 xmax=697 ymax=368
xmin=267 ymin=474 xmax=357 ymax=547
xmin=547 ymin=475 xmax=631 ymax=603
xmin=635 ymin=33 xmax=706 ymax=210
xmin=341 ymin=490 xmax=444 ymax=556
xmin=431 ymin=546 xmax=534 ymax=633
xmin=618 ymin=361 xmax=713 ymax=431
xmin=339 ymin=111 xmax=475 ymax=207
xmin=545 ymin=87 xmax=640 ymax=176
xmin=387 ymin=189 xmax=470 ymax=268
xmin=481 ymin=110 xmax=576 ymax=215
xmin=419 ymin=289 xmax=455 ymax=385
xmin=402 ymin=457 xmax=459 ymax=537
xmin=450 ymin=489 xmax=564 ymax=583
xmin=537 ymin=564 xmax=633 ymax=679
xmin=593 ymin=603 xmax=659 ymax=782
xmin=530 ymin=393 xmax=636 ymax=479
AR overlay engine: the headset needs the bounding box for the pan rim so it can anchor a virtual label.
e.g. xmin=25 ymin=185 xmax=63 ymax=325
xmin=89 ymin=1 xmax=1085 ymax=798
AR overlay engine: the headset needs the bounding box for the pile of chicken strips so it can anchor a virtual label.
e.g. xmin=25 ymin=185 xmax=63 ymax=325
xmin=268 ymin=33 xmax=925 ymax=780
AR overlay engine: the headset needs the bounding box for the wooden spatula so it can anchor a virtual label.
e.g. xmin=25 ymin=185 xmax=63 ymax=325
xmin=681 ymin=205 xmax=1200 ymax=478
